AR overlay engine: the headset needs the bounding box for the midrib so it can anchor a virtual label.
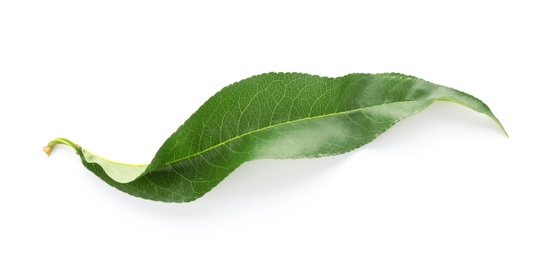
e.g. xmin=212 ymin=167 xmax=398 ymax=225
xmin=164 ymin=100 xmax=419 ymax=165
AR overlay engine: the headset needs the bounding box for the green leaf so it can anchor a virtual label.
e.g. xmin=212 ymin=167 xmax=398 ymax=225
xmin=44 ymin=72 xmax=507 ymax=202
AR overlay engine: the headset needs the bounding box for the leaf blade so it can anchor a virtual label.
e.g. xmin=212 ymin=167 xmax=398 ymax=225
xmin=46 ymin=72 xmax=506 ymax=202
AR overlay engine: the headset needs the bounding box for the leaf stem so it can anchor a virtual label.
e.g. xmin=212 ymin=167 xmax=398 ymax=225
xmin=43 ymin=137 xmax=82 ymax=156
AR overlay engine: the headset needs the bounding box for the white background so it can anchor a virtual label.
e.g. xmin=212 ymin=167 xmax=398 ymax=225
xmin=1 ymin=1 xmax=557 ymax=259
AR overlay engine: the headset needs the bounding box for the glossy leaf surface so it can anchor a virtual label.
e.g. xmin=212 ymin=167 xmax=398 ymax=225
xmin=45 ymin=73 xmax=506 ymax=202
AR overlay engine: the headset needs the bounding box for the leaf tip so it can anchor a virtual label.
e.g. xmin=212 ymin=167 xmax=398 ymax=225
xmin=489 ymin=115 xmax=508 ymax=138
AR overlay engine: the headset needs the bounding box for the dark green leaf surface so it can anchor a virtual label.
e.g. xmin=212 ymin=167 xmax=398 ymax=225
xmin=45 ymin=72 xmax=506 ymax=202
